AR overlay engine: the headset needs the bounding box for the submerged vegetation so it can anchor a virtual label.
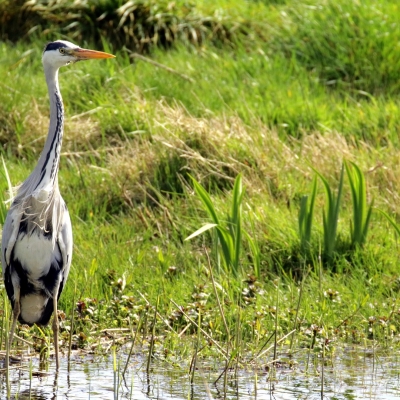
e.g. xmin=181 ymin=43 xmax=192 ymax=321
xmin=2 ymin=0 xmax=400 ymax=397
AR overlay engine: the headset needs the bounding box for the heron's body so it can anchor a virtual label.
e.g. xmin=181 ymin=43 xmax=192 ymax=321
xmin=2 ymin=57 xmax=72 ymax=328
xmin=1 ymin=40 xmax=114 ymax=370
xmin=3 ymin=193 xmax=71 ymax=326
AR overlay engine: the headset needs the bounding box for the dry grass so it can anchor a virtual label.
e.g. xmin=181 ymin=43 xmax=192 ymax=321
xmin=6 ymin=88 xmax=400 ymax=217
xmin=0 ymin=0 xmax=250 ymax=52
xmin=149 ymin=103 xmax=400 ymax=216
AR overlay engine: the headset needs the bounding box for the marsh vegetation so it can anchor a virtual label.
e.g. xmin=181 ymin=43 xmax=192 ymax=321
xmin=1 ymin=0 xmax=400 ymax=398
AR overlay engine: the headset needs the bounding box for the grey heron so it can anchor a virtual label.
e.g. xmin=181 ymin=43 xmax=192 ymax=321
xmin=1 ymin=40 xmax=115 ymax=370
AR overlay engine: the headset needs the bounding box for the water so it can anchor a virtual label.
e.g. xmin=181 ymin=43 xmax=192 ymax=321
xmin=1 ymin=346 xmax=400 ymax=399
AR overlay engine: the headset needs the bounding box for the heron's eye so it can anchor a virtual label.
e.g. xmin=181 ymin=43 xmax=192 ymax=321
xmin=59 ymin=48 xmax=66 ymax=55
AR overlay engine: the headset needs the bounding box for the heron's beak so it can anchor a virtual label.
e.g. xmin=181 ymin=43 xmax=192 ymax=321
xmin=71 ymin=48 xmax=115 ymax=60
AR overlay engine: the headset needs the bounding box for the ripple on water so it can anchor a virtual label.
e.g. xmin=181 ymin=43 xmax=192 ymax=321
xmin=1 ymin=347 xmax=400 ymax=399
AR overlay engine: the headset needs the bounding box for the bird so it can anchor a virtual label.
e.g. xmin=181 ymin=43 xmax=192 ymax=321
xmin=1 ymin=40 xmax=115 ymax=370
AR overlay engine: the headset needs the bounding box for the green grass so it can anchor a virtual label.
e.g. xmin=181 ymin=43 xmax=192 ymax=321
xmin=2 ymin=0 xmax=400 ymax=387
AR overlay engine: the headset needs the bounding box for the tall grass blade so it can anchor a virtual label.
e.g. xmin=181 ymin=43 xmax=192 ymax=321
xmin=146 ymin=295 xmax=159 ymax=374
xmin=68 ymin=282 xmax=77 ymax=372
xmin=205 ymin=248 xmax=229 ymax=339
xmin=123 ymin=315 xmax=143 ymax=378
xmin=113 ymin=345 xmax=117 ymax=400
xmin=345 ymin=161 xmax=373 ymax=246
xmin=1 ymin=155 xmax=14 ymax=201
xmin=377 ymin=209 xmax=400 ymax=236
xmin=244 ymin=231 xmax=261 ymax=278
xmin=191 ymin=177 xmax=220 ymax=224
xmin=313 ymin=165 xmax=344 ymax=259
xmin=4 ymin=292 xmax=10 ymax=399
xmin=0 ymin=155 xmax=13 ymax=227
xmin=185 ymin=223 xmax=218 ymax=241
xmin=229 ymin=174 xmax=244 ymax=276
xmin=215 ymin=225 xmax=234 ymax=272
xmin=189 ymin=309 xmax=202 ymax=386
xmin=298 ymin=176 xmax=317 ymax=254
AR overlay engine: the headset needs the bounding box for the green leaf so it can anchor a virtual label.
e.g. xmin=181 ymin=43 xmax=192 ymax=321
xmin=231 ymin=174 xmax=244 ymax=275
xmin=313 ymin=164 xmax=344 ymax=258
xmin=377 ymin=209 xmax=400 ymax=236
xmin=345 ymin=161 xmax=373 ymax=246
xmin=298 ymin=175 xmax=317 ymax=253
xmin=189 ymin=174 xmax=244 ymax=276
xmin=216 ymin=225 xmax=234 ymax=271
xmin=244 ymin=230 xmax=261 ymax=278
xmin=185 ymin=223 xmax=218 ymax=241
xmin=190 ymin=176 xmax=220 ymax=225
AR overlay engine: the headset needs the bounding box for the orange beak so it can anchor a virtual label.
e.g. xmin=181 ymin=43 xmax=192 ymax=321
xmin=71 ymin=48 xmax=115 ymax=60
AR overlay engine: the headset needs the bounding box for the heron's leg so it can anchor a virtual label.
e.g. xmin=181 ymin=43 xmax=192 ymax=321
xmin=6 ymin=291 xmax=20 ymax=370
xmin=52 ymin=282 xmax=60 ymax=371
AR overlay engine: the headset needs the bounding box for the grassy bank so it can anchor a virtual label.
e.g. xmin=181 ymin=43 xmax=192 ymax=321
xmin=1 ymin=0 xmax=400 ymax=377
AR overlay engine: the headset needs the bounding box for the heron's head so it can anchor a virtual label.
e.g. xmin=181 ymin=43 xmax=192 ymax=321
xmin=42 ymin=40 xmax=115 ymax=69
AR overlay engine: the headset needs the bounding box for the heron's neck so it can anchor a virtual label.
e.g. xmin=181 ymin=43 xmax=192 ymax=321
xmin=32 ymin=66 xmax=64 ymax=192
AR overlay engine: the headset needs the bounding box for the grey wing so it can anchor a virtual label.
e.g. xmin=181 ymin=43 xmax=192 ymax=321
xmin=57 ymin=202 xmax=73 ymax=290
xmin=1 ymin=205 xmax=22 ymax=278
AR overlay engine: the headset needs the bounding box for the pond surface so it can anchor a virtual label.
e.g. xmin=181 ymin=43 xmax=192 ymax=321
xmin=1 ymin=346 xmax=400 ymax=399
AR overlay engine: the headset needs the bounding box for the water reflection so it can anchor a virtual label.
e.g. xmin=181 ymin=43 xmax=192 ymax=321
xmin=1 ymin=347 xmax=400 ymax=399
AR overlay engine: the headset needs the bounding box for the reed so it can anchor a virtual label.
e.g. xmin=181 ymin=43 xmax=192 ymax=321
xmin=345 ymin=161 xmax=374 ymax=247
xmin=314 ymin=165 xmax=344 ymax=259
xmin=186 ymin=174 xmax=244 ymax=277
xmin=298 ymin=176 xmax=317 ymax=255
